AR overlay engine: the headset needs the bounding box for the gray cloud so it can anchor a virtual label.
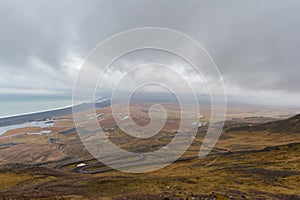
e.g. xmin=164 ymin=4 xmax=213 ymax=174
xmin=0 ymin=0 xmax=300 ymax=106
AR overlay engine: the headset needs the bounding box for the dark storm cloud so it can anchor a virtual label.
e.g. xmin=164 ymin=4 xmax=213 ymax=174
xmin=0 ymin=0 xmax=299 ymax=105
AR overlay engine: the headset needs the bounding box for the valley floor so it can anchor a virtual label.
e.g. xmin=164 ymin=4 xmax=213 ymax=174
xmin=0 ymin=104 xmax=299 ymax=199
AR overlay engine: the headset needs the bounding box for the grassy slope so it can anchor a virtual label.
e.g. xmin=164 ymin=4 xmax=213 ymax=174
xmin=0 ymin=107 xmax=299 ymax=199
xmin=0 ymin=143 xmax=299 ymax=200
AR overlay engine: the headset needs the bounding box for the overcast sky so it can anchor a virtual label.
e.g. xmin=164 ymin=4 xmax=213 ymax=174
xmin=0 ymin=0 xmax=300 ymax=106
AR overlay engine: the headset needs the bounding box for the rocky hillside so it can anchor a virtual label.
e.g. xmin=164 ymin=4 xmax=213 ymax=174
xmin=226 ymin=114 xmax=300 ymax=134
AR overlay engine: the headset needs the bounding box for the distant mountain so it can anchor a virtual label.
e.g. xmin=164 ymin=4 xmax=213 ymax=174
xmin=226 ymin=114 xmax=300 ymax=134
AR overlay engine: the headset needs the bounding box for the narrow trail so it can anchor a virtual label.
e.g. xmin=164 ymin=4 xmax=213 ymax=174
xmin=53 ymin=142 xmax=300 ymax=174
